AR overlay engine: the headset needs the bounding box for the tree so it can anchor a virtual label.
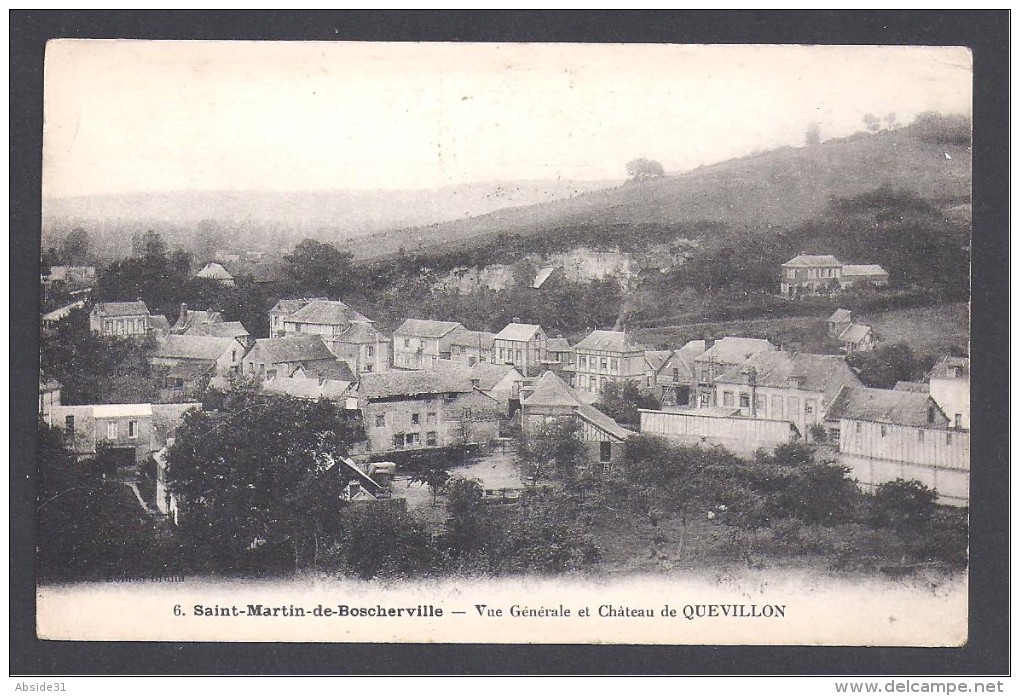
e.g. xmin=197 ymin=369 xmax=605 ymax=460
xmin=884 ymin=112 xmax=899 ymax=130
xmin=863 ymin=113 xmax=882 ymax=133
xmin=283 ymin=239 xmax=355 ymax=298
xmin=846 ymin=343 xmax=932 ymax=389
xmin=625 ymin=158 xmax=666 ymax=182
xmin=871 ymin=478 xmax=937 ymax=532
xmin=165 ymin=393 xmax=365 ymax=571
xmin=326 ymin=504 xmax=440 ymax=579
xmin=61 ymin=227 xmax=91 ymax=265
xmin=408 ymin=451 xmax=452 ymax=506
xmin=804 ymin=122 xmax=821 ymax=146
xmin=594 ymin=380 xmax=659 ymax=428
xmin=516 ymin=420 xmax=588 ymax=486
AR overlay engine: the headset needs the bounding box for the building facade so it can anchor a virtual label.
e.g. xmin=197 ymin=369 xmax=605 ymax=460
xmin=492 ymin=323 xmax=548 ymax=376
xmin=569 ymin=330 xmax=646 ymax=396
xmin=780 ymin=255 xmax=843 ymax=297
xmin=929 ymin=356 xmax=970 ymax=430
xmin=392 ymin=319 xmax=464 ymax=369
xmin=89 ymin=301 xmax=152 ymax=337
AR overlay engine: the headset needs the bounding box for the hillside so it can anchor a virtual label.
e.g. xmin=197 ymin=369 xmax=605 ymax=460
xmin=369 ymin=124 xmax=971 ymax=259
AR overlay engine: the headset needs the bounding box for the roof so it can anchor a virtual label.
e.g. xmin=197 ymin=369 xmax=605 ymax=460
xmin=295 ymin=360 xmax=356 ymax=382
xmin=546 ymin=337 xmax=572 ymax=353
xmin=782 ymin=254 xmax=842 ymax=268
xmin=828 ymin=308 xmax=852 ymax=323
xmin=578 ymin=403 xmax=632 ymax=440
xmin=698 ymin=337 xmax=777 ymax=365
xmin=336 ymin=322 xmax=387 ymax=344
xmin=531 ymin=267 xmax=558 ymax=289
xmin=894 ymin=381 xmax=930 ymax=393
xmin=42 ymin=300 xmax=86 ymax=322
xmin=644 ymin=350 xmax=672 ymax=373
xmin=838 ymin=324 xmax=872 ymax=344
xmin=173 ymin=309 xmax=223 ymax=332
xmin=358 ymin=367 xmax=474 ymax=399
xmin=393 ymin=318 xmax=463 ymax=339
xmin=930 ymin=356 xmax=970 ymax=379
xmin=247 ymin=335 xmax=336 ymax=364
xmin=841 ymin=264 xmax=888 ymax=276
xmin=157 ymin=360 xmax=217 ymax=381
xmin=714 ymin=351 xmax=861 ymax=405
xmin=184 ymin=321 xmax=251 ymax=339
xmin=92 ymin=301 xmax=149 ymax=317
xmin=264 ymin=376 xmax=354 ymax=400
xmin=148 ymin=315 xmax=171 ymax=335
xmin=92 ymin=404 xmax=153 ymax=418
xmin=468 ymin=361 xmax=523 ymax=391
xmin=151 ymin=335 xmax=237 ymax=361
xmin=494 ymin=323 xmax=543 ymax=342
xmin=449 ymin=328 xmax=496 ymax=349
xmin=523 ymin=371 xmax=583 ymax=408
xmin=662 ymin=405 xmax=742 ymax=418
xmin=196 ymin=262 xmax=234 ymax=280
xmin=826 ymin=386 xmax=945 ymax=427
xmin=575 ymin=329 xmax=644 ymax=353
xmin=269 ymin=298 xmax=327 ymax=315
xmin=286 ymin=299 xmax=372 ymax=326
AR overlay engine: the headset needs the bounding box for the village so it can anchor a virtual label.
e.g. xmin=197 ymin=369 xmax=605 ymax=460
xmin=36 ymin=243 xmax=971 ymax=581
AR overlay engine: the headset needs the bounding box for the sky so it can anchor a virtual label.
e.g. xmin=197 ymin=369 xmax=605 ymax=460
xmin=42 ymin=42 xmax=972 ymax=198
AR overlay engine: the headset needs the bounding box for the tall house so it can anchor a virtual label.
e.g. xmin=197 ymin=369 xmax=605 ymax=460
xmin=282 ymin=299 xmax=373 ymax=338
xmin=268 ymin=297 xmax=327 ymax=337
xmin=645 ymin=340 xmax=706 ymax=407
xmin=570 ymin=330 xmax=646 ymax=395
xmin=713 ymin=351 xmax=861 ymax=440
xmin=448 ymin=327 xmax=496 ymax=367
xmin=242 ymin=335 xmax=348 ymax=380
xmin=492 ymin=323 xmax=548 ymax=377
xmin=392 ymin=319 xmax=464 ymax=369
xmin=274 ymin=299 xmax=383 ymax=372
xmin=330 ymin=323 xmax=390 ymax=374
xmin=780 ymin=255 xmax=843 ymax=297
xmin=89 ymin=301 xmax=152 ymax=337
xmin=929 ymin=356 xmax=970 ymax=430
xmin=693 ymin=337 xmax=777 ymax=407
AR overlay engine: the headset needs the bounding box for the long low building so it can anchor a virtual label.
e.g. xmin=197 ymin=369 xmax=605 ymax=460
xmin=639 ymin=407 xmax=799 ymax=457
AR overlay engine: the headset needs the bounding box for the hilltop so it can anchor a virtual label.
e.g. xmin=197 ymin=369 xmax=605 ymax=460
xmin=367 ymin=120 xmax=971 ymax=259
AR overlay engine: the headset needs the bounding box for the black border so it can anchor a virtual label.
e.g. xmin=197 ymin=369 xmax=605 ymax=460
xmin=10 ymin=10 xmax=1009 ymax=675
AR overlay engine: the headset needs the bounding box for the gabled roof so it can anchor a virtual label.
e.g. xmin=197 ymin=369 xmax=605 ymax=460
xmin=826 ymin=386 xmax=946 ymax=427
xmin=644 ymin=350 xmax=673 ymax=373
xmin=697 ymin=337 xmax=777 ymax=365
xmin=841 ymin=264 xmax=888 ymax=276
xmin=172 ymin=309 xmax=223 ymax=333
xmin=196 ymin=262 xmax=234 ymax=280
xmin=523 ymin=371 xmax=582 ymax=408
xmin=782 ymin=254 xmax=842 ymax=267
xmin=246 ymin=335 xmax=336 ymax=364
xmin=294 ymin=360 xmax=356 ymax=382
xmin=531 ymin=267 xmax=558 ymax=289
xmin=828 ymin=308 xmax=852 ymax=323
xmin=546 ymin=337 xmax=572 ymax=353
xmin=894 ymin=381 xmax=930 ymax=393
xmin=184 ymin=321 xmax=251 ymax=339
xmin=494 ymin=323 xmax=543 ymax=342
xmin=336 ymin=322 xmax=387 ymax=344
xmin=358 ymin=367 xmax=474 ymax=399
xmin=714 ymin=351 xmax=861 ymax=405
xmin=285 ymin=299 xmax=372 ymax=326
xmin=930 ymin=356 xmax=970 ymax=379
xmin=575 ymin=329 xmax=644 ymax=353
xmin=92 ymin=301 xmax=149 ymax=317
xmin=468 ymin=361 xmax=523 ymax=391
xmin=838 ymin=324 xmax=872 ymax=344
xmin=269 ymin=297 xmax=327 ymax=315
xmin=42 ymin=299 xmax=87 ymax=323
xmin=393 ymin=318 xmax=463 ymax=339
xmin=148 ymin=315 xmax=171 ymax=336
xmin=449 ymin=328 xmax=496 ymax=349
xmin=264 ymin=375 xmax=354 ymax=400
xmin=157 ymin=360 xmax=217 ymax=381
xmin=578 ymin=403 xmax=632 ymax=441
xmin=151 ymin=335 xmax=238 ymax=361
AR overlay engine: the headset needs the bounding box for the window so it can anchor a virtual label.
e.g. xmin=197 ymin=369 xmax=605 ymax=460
xmin=411 ymin=413 xmax=420 ymax=426
xmin=515 ymin=350 xmax=522 ymax=363
xmin=468 ymin=357 xmax=477 ymax=367
xmin=426 ymin=431 xmax=438 ymax=447
xmin=600 ymin=358 xmax=608 ymax=371
xmin=393 ymin=434 xmax=405 ymax=449
xmin=722 ymin=391 xmax=734 ymax=407
xmin=754 ymin=394 xmax=767 ymax=415
xmin=404 ymin=338 xmax=410 ymax=348
xmin=880 ymin=425 xmax=887 ymax=437
xmin=855 ymin=422 xmax=862 ymax=434
xmin=610 ymin=358 xmax=618 ymax=372
xmin=499 ymin=348 xmax=506 ymax=361
xmin=375 ymin=414 xmax=386 ymax=428
xmin=366 ymin=345 xmax=375 ymax=358
xmin=426 ymin=412 xmax=437 ymax=425
xmin=579 ymin=356 xmax=587 ymax=370
xmin=787 ymin=396 xmax=800 ymax=416
xmin=107 ymin=422 xmax=118 ymax=439
xmin=65 ymin=415 xmax=75 ymax=436
xmin=128 ymin=420 xmax=138 ymax=438
xmin=600 ymin=441 xmax=612 ymax=463
xmin=829 ymin=427 xmax=840 ymax=443
xmin=946 ymin=433 xmax=952 ymax=445
xmin=406 ymin=433 xmax=420 ymax=446
xmin=917 ymin=430 xmax=924 ymax=442
xmin=805 ymin=400 xmax=816 ymax=417
xmin=739 ymin=393 xmax=750 ymax=408
xmin=927 ymin=407 xmax=936 ymax=424
xmin=954 ymin=414 xmax=962 ymax=428
xmin=771 ymin=395 xmax=783 ymax=418
xmin=266 ymin=369 xmax=277 ymax=379
xmin=363 ymin=364 xmax=373 ymax=373
xmin=672 ymin=368 xmax=679 ymax=382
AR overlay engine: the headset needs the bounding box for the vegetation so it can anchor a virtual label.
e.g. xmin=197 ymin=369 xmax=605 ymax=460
xmin=847 ymin=342 xmax=935 ymax=389
xmin=594 ymin=381 xmax=660 ymax=428
xmin=625 ymin=158 xmax=666 ymax=181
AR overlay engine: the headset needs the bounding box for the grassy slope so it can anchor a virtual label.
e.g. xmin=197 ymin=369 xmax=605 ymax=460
xmin=368 ymin=127 xmax=972 ymax=259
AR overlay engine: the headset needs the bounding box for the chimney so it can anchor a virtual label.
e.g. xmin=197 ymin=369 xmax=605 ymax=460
xmin=513 ymin=316 xmax=521 ymax=324
xmin=179 ymin=303 xmax=188 ymax=324
xmin=704 ymin=334 xmax=715 ymax=350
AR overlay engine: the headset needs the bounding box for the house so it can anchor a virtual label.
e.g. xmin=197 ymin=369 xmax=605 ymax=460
xmin=569 ymin=329 xmax=647 ymax=395
xmin=780 ymin=255 xmax=843 ymax=297
xmin=827 ymin=308 xmax=853 ymax=338
xmin=241 ymin=334 xmax=345 ymax=380
xmin=263 ymin=372 xmax=355 ymax=402
xmin=150 ymin=335 xmax=247 ymax=393
xmin=645 ymin=340 xmax=705 ymax=407
xmin=712 ymin=351 xmax=862 ymax=441
xmin=357 ymin=368 xmax=502 ymax=454
xmin=839 ymin=264 xmax=889 ymax=290
xmin=639 ymin=407 xmax=800 ymax=458
xmin=929 ymin=356 xmax=970 ymax=430
xmin=392 ymin=319 xmax=464 ymax=369
xmin=39 ymin=379 xmax=62 ymax=426
xmin=195 ymin=262 xmax=235 ymax=286
xmin=463 ymin=361 xmax=525 ymax=413
xmin=51 ymin=402 xmax=200 ymax=466
xmin=825 ymin=386 xmax=965 ymax=506
xmin=282 ymin=299 xmax=373 ymax=337
xmin=89 ymin=301 xmax=152 ymax=337
xmin=268 ymin=298 xmax=327 ymax=337
xmin=492 ymin=322 xmax=548 ymax=376
xmin=519 ymin=371 xmax=631 ymax=471
xmin=148 ymin=315 xmax=172 ymax=340
xmin=837 ymin=323 xmax=875 ymax=353
xmin=692 ymin=337 xmax=777 ymax=407
xmin=171 ymin=304 xmax=224 ymax=334
xmin=448 ymin=328 xmax=496 ymax=366
xmin=184 ymin=320 xmax=253 ymax=348
xmin=329 ymin=322 xmax=390 ymax=375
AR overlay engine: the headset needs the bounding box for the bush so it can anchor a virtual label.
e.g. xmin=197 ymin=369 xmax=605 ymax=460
xmin=870 ymin=479 xmax=937 ymax=531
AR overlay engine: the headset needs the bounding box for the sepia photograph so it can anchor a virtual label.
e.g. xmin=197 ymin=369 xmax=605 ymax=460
xmin=18 ymin=22 xmax=999 ymax=665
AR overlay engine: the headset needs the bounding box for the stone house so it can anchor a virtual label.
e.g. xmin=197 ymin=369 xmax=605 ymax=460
xmin=644 ymin=339 xmax=706 ymax=407
xmin=780 ymin=254 xmax=843 ymax=297
xmin=693 ymin=337 xmax=777 ymax=407
xmin=839 ymin=264 xmax=889 ymax=290
xmin=569 ymin=329 xmax=647 ymax=396
xmin=241 ymin=335 xmax=347 ymax=380
xmin=195 ymin=262 xmax=235 ymax=286
xmin=268 ymin=298 xmax=327 ymax=338
xmin=392 ymin=319 xmax=464 ymax=369
xmin=448 ymin=328 xmax=496 ymax=366
xmin=492 ymin=322 xmax=548 ymax=377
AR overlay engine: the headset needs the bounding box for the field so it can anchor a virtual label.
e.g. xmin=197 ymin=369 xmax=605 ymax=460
xmin=862 ymin=303 xmax=970 ymax=357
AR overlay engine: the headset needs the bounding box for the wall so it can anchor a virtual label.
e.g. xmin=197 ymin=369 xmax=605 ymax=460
xmin=639 ymin=409 xmax=796 ymax=458
xmin=930 ymin=377 xmax=970 ymax=430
